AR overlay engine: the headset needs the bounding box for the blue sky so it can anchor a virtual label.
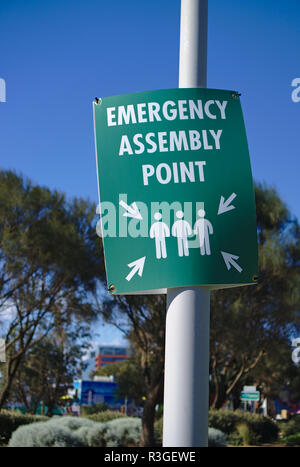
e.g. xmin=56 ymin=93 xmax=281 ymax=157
xmin=0 ymin=0 xmax=299 ymax=344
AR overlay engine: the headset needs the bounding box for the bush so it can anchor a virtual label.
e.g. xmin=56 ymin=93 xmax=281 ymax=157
xmin=209 ymin=409 xmax=279 ymax=445
xmin=106 ymin=417 xmax=141 ymax=446
xmin=84 ymin=410 xmax=126 ymax=423
xmin=0 ymin=410 xmax=47 ymax=446
xmin=49 ymin=415 xmax=94 ymax=431
xmin=280 ymin=433 xmax=300 ymax=446
xmin=8 ymin=420 xmax=85 ymax=447
xmin=279 ymin=415 xmax=300 ymax=437
xmin=238 ymin=411 xmax=278 ymax=444
xmin=8 ymin=415 xmax=141 ymax=447
xmin=84 ymin=423 xmax=119 ymax=447
xmin=80 ymin=403 xmax=109 ymax=416
xmin=209 ymin=409 xmax=239 ymax=435
xmin=235 ymin=423 xmax=252 ymax=446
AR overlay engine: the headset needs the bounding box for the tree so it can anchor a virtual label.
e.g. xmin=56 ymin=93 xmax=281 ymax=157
xmin=12 ymin=319 xmax=89 ymax=416
xmin=0 ymin=170 xmax=104 ymax=409
xmin=250 ymin=337 xmax=300 ymax=407
xmin=209 ymin=183 xmax=300 ymax=408
xmin=93 ymin=356 xmax=146 ymax=406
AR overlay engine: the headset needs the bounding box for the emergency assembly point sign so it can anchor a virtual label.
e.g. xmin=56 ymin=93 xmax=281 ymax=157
xmin=93 ymin=88 xmax=258 ymax=295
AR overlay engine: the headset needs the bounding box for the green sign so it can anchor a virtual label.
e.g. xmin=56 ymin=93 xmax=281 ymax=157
xmin=240 ymin=391 xmax=260 ymax=401
xmin=93 ymin=88 xmax=258 ymax=295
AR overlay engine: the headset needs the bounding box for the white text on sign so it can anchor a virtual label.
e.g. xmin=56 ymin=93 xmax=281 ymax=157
xmin=106 ymin=98 xmax=228 ymax=188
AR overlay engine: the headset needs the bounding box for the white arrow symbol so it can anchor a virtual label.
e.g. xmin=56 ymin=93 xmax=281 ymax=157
xmin=221 ymin=251 xmax=243 ymax=273
xmin=126 ymin=256 xmax=146 ymax=282
xmin=218 ymin=193 xmax=237 ymax=215
xmin=119 ymin=200 xmax=142 ymax=220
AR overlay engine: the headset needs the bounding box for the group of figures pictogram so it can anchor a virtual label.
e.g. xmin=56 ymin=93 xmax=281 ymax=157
xmin=149 ymin=209 xmax=213 ymax=259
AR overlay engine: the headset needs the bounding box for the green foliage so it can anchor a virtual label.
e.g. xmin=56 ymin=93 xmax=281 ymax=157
xmin=81 ymin=423 xmax=118 ymax=447
xmin=48 ymin=416 xmax=94 ymax=431
xmin=209 ymin=409 xmax=279 ymax=445
xmin=209 ymin=409 xmax=239 ymax=434
xmin=279 ymin=415 xmax=300 ymax=437
xmin=240 ymin=411 xmax=279 ymax=444
xmin=13 ymin=332 xmax=87 ymax=415
xmin=226 ymin=431 xmax=243 ymax=446
xmin=80 ymin=402 xmax=109 ymax=416
xmin=280 ymin=433 xmax=300 ymax=446
xmin=0 ymin=170 xmax=105 ymax=409
xmin=235 ymin=423 xmax=251 ymax=446
xmin=93 ymin=359 xmax=145 ymax=404
xmin=8 ymin=415 xmax=141 ymax=447
xmin=83 ymin=410 xmax=127 ymax=423
xmin=105 ymin=417 xmax=141 ymax=446
xmin=8 ymin=419 xmax=86 ymax=447
xmin=0 ymin=410 xmax=47 ymax=445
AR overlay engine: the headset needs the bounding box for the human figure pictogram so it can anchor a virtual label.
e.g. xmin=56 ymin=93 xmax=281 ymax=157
xmin=171 ymin=210 xmax=192 ymax=257
xmin=149 ymin=212 xmax=170 ymax=259
xmin=193 ymin=209 xmax=213 ymax=255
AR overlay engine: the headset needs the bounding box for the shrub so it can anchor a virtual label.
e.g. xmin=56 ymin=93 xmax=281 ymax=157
xmin=236 ymin=423 xmax=251 ymax=446
xmin=209 ymin=409 xmax=239 ymax=435
xmin=0 ymin=410 xmax=47 ymax=446
xmin=209 ymin=409 xmax=279 ymax=445
xmin=280 ymin=433 xmax=300 ymax=446
xmin=84 ymin=410 xmax=126 ymax=423
xmin=9 ymin=420 xmax=86 ymax=447
xmin=279 ymin=415 xmax=300 ymax=437
xmin=238 ymin=411 xmax=278 ymax=444
xmin=80 ymin=403 xmax=109 ymax=416
xmin=227 ymin=431 xmax=243 ymax=446
xmin=208 ymin=428 xmax=227 ymax=447
xmin=106 ymin=417 xmax=141 ymax=446
xmin=84 ymin=423 xmax=119 ymax=447
xmin=8 ymin=415 xmax=141 ymax=447
xmin=48 ymin=416 xmax=94 ymax=431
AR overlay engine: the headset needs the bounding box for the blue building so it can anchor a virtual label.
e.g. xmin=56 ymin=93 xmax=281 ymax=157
xmin=74 ymin=379 xmax=125 ymax=410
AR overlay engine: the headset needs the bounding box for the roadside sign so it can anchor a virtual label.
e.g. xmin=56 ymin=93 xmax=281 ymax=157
xmin=240 ymin=391 xmax=260 ymax=401
xmin=243 ymin=385 xmax=257 ymax=393
xmin=93 ymin=88 xmax=258 ymax=295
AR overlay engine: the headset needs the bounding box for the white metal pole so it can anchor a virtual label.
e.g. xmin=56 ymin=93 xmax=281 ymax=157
xmin=163 ymin=0 xmax=209 ymax=448
xmin=179 ymin=0 xmax=208 ymax=88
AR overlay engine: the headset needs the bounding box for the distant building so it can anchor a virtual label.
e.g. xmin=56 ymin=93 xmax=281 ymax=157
xmin=74 ymin=379 xmax=125 ymax=410
xmin=95 ymin=345 xmax=131 ymax=369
